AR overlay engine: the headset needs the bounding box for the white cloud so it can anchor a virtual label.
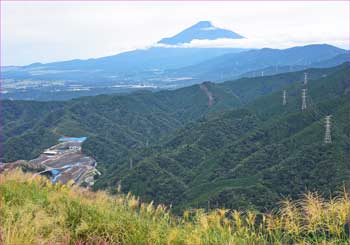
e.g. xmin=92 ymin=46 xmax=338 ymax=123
xmin=1 ymin=1 xmax=349 ymax=66
xmin=157 ymin=34 xmax=349 ymax=50
xmin=201 ymin=27 xmax=218 ymax=31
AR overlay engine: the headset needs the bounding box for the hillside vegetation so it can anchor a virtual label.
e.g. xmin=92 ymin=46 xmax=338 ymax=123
xmin=2 ymin=81 xmax=245 ymax=162
xmin=2 ymin=63 xmax=350 ymax=213
xmin=3 ymin=64 xmax=342 ymax=163
xmin=96 ymin=63 xmax=350 ymax=211
xmin=1 ymin=170 xmax=350 ymax=244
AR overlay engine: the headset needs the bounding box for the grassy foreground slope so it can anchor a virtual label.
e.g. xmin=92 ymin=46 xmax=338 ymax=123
xmin=1 ymin=170 xmax=350 ymax=244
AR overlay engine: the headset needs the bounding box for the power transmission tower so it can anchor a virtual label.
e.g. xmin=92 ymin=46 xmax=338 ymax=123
xmin=282 ymin=90 xmax=287 ymax=106
xmin=304 ymin=72 xmax=308 ymax=85
xmin=324 ymin=115 xmax=332 ymax=144
xmin=261 ymin=71 xmax=264 ymax=77
xmin=301 ymin=89 xmax=307 ymax=110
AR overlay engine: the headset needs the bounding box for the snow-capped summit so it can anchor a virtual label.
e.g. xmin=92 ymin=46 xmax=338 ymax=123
xmin=158 ymin=21 xmax=244 ymax=45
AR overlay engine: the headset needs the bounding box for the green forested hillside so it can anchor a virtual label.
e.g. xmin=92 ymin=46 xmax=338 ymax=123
xmin=2 ymin=83 xmax=239 ymax=163
xmin=94 ymin=63 xmax=350 ymax=212
xmin=2 ymin=63 xmax=349 ymax=212
xmin=3 ymin=64 xmax=341 ymax=163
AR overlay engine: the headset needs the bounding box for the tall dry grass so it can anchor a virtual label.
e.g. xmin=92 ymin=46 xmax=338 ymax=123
xmin=1 ymin=170 xmax=350 ymax=244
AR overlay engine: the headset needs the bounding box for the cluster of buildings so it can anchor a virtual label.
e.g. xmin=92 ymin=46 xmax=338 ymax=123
xmin=3 ymin=136 xmax=101 ymax=188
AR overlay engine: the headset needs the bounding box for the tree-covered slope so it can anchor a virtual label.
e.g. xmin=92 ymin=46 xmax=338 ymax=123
xmin=2 ymin=63 xmax=349 ymax=213
xmin=3 ymin=64 xmax=342 ymax=164
xmin=2 ymin=82 xmax=240 ymax=163
xmin=103 ymin=63 xmax=350 ymax=212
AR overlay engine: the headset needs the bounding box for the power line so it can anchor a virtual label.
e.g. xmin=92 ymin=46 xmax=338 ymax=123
xmin=324 ymin=115 xmax=332 ymax=144
xmin=301 ymin=89 xmax=307 ymax=111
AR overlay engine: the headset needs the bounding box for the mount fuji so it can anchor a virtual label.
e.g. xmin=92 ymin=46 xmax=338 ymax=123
xmin=158 ymin=21 xmax=244 ymax=45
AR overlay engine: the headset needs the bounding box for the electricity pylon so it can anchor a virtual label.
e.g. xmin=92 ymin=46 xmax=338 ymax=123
xmin=301 ymin=89 xmax=307 ymax=110
xmin=304 ymin=72 xmax=308 ymax=85
xmin=324 ymin=115 xmax=332 ymax=144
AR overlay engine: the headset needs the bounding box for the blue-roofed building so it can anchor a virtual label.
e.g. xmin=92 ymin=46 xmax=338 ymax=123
xmin=58 ymin=137 xmax=87 ymax=143
xmin=50 ymin=169 xmax=60 ymax=175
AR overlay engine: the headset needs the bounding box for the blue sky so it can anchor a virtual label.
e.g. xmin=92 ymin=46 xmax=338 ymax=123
xmin=1 ymin=1 xmax=349 ymax=66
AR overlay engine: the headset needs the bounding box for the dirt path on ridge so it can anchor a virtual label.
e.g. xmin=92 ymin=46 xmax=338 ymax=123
xmin=200 ymin=84 xmax=214 ymax=107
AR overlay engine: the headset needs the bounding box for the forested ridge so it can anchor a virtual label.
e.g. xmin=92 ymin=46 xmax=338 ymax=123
xmin=2 ymin=62 xmax=350 ymax=211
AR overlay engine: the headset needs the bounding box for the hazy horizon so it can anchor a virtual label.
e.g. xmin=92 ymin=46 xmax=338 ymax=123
xmin=1 ymin=1 xmax=349 ymax=66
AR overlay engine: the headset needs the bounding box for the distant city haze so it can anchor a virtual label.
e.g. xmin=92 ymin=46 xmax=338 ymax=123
xmin=1 ymin=1 xmax=349 ymax=66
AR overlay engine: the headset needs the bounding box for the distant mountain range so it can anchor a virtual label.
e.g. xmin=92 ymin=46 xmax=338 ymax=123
xmin=1 ymin=20 xmax=349 ymax=101
xmin=170 ymin=44 xmax=349 ymax=80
